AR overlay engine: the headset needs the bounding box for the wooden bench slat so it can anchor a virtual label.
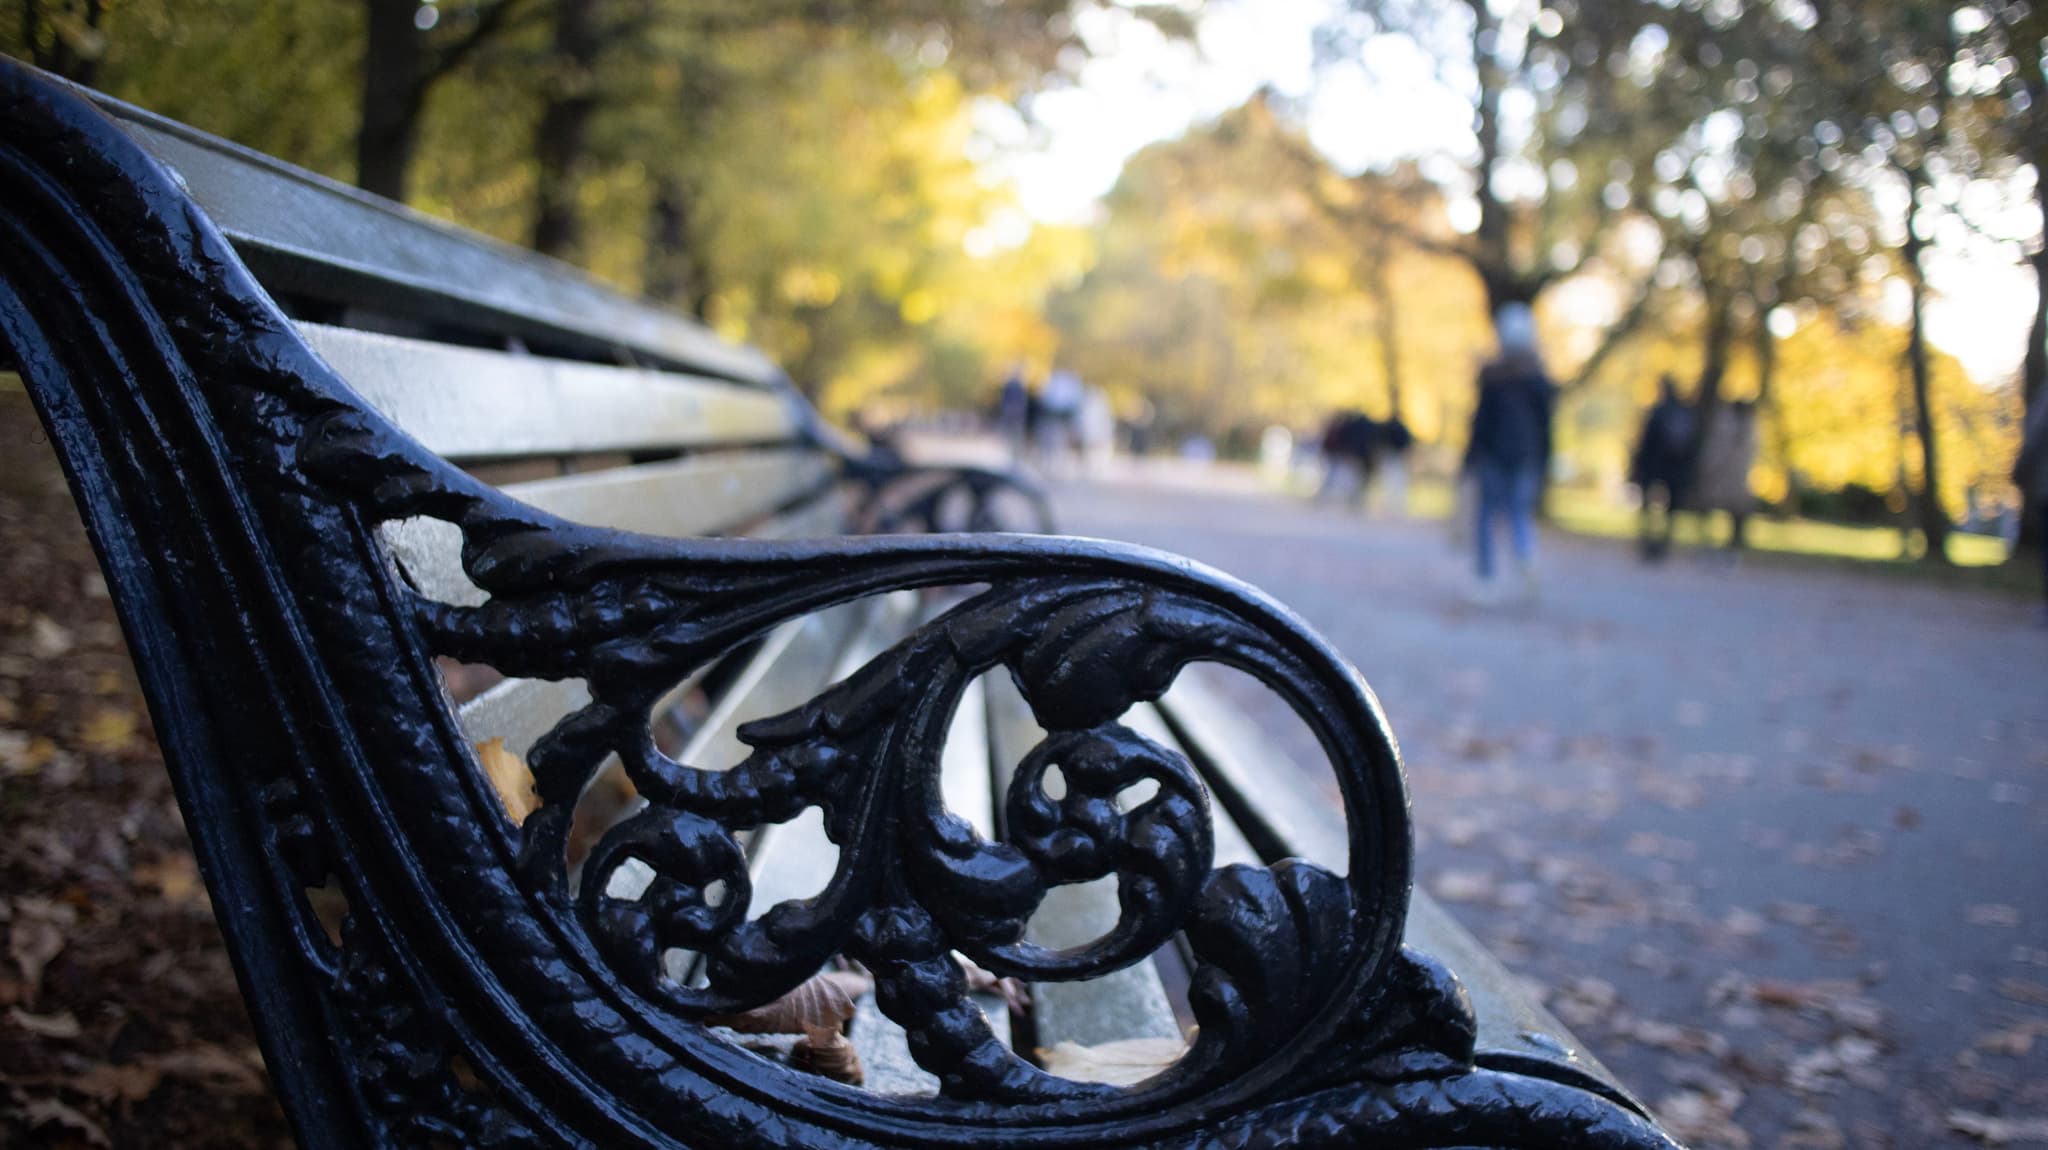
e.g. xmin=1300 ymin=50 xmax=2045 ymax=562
xmin=745 ymin=487 xmax=858 ymax=541
xmin=94 ymin=96 xmax=781 ymax=384
xmin=377 ymin=450 xmax=833 ymax=606
xmin=505 ymin=449 xmax=833 ymax=538
xmin=456 ymin=677 xmax=593 ymax=759
xmin=983 ymin=673 xmax=1184 ymax=1053
xmin=297 ymin=322 xmax=801 ymax=460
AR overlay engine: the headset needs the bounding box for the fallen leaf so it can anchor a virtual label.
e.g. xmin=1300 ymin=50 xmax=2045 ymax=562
xmin=1968 ymin=905 xmax=2022 ymax=928
xmin=1547 ymin=976 xmax=1618 ymax=1030
xmin=706 ymin=970 xmax=867 ymax=1035
xmin=8 ymin=915 xmax=66 ymax=1005
xmin=7 ymin=1006 xmax=81 ymax=1038
xmin=1655 ymin=1085 xmax=1750 ymax=1148
xmin=788 ymin=1023 xmax=864 ymax=1086
xmin=1780 ymin=1107 xmax=1847 ymax=1149
xmin=1769 ymin=902 xmax=1823 ymax=927
xmin=1037 ymin=1037 xmax=1187 ymax=1086
xmin=147 ymin=1043 xmax=269 ymax=1095
xmin=76 ymin=706 xmax=136 ymax=753
xmin=1948 ymin=1110 xmax=2048 ymax=1145
xmin=1430 ymin=868 xmax=1497 ymax=903
xmin=29 ymin=614 xmax=74 ymax=658
xmin=957 ymin=955 xmax=1029 ymax=1015
xmin=1999 ymin=978 xmax=2048 ymax=1008
xmin=66 ymin=1060 xmax=164 ymax=1104
xmin=131 ymin=853 xmax=202 ymax=904
xmin=1975 ymin=1019 xmax=2048 ymax=1057
xmin=474 ymin=738 xmax=537 ymax=824
xmin=10 ymin=1091 xmax=110 ymax=1147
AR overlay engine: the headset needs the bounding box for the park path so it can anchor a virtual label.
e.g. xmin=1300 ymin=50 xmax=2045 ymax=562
xmin=1047 ymin=464 xmax=2048 ymax=1149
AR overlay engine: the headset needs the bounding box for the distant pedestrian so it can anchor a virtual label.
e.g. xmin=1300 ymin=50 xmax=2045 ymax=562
xmin=1037 ymin=368 xmax=1083 ymax=473
xmin=2013 ymin=390 xmax=2048 ymax=624
xmin=1317 ymin=410 xmax=1365 ymax=505
xmin=1692 ymin=399 xmax=1759 ymax=553
xmin=996 ymin=368 xmax=1030 ymax=464
xmin=1077 ymin=385 xmax=1116 ymax=475
xmin=1462 ymin=303 xmax=1555 ymax=602
xmin=1374 ymin=414 xmax=1415 ymax=517
xmin=1629 ymin=374 xmax=1697 ymax=561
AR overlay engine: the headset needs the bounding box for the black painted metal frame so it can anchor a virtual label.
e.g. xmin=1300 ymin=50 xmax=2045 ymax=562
xmin=0 ymin=61 xmax=1681 ymax=1149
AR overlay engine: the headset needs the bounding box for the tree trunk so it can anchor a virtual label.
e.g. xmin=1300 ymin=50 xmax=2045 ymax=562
xmin=2018 ymin=168 xmax=2048 ymax=553
xmin=1366 ymin=233 xmax=1404 ymax=420
xmin=1755 ymin=306 xmax=1800 ymax=511
xmin=644 ymin=173 xmax=715 ymax=321
xmin=531 ymin=0 xmax=603 ymax=261
xmin=1694 ymin=281 xmax=1734 ymax=420
xmin=1902 ymin=180 xmax=1952 ymax=564
xmin=357 ymin=0 xmax=426 ymax=201
xmin=24 ymin=0 xmax=106 ymax=85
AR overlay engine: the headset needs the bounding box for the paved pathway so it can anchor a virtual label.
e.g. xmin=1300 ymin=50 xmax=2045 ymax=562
xmin=1049 ymin=465 xmax=2048 ymax=1149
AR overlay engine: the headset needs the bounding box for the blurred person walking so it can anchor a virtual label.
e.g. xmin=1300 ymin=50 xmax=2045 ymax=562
xmin=1462 ymin=303 xmax=1555 ymax=603
xmin=1316 ymin=410 xmax=1366 ymax=505
xmin=995 ymin=367 xmax=1030 ymax=464
xmin=1077 ymin=385 xmax=1117 ymax=476
xmin=1692 ymin=399 xmax=1760 ymax=555
xmin=2013 ymin=390 xmax=2048 ymax=623
xmin=1373 ymin=413 xmax=1415 ymax=517
xmin=1037 ymin=367 xmax=1083 ymax=475
xmin=1629 ymin=374 xmax=1697 ymax=561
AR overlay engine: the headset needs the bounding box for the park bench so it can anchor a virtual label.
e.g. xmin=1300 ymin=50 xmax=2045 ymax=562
xmin=0 ymin=61 xmax=1684 ymax=1148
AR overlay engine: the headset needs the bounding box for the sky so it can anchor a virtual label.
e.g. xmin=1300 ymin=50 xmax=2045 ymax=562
xmin=977 ymin=0 xmax=2037 ymax=386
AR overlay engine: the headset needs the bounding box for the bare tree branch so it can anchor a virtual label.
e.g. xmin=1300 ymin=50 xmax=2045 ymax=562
xmin=1563 ymin=270 xmax=1659 ymax=392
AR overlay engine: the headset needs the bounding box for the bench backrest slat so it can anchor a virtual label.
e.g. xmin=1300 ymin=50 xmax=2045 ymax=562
xmin=300 ymin=323 xmax=803 ymax=460
xmin=95 ymin=93 xmax=780 ymax=383
xmin=500 ymin=449 xmax=832 ymax=535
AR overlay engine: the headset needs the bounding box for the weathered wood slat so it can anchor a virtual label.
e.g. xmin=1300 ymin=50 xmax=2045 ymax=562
xmin=504 ymin=450 xmax=833 ymax=538
xmin=379 ymin=450 xmax=834 ymax=606
xmin=745 ymin=487 xmax=858 ymax=541
xmin=93 ymin=94 xmax=781 ymax=384
xmin=456 ymin=677 xmax=592 ymax=759
xmin=983 ymin=674 xmax=1184 ymax=1053
xmin=297 ymin=323 xmax=800 ymax=460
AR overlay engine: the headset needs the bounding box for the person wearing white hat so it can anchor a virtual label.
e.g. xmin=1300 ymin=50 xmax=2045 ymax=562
xmin=1462 ymin=302 xmax=1555 ymax=603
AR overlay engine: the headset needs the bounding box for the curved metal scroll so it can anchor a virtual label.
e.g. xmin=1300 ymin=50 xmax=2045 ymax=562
xmin=0 ymin=61 xmax=1683 ymax=1149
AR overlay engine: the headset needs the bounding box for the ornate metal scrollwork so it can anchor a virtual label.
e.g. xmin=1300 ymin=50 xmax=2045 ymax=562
xmin=0 ymin=60 xmax=1684 ymax=1148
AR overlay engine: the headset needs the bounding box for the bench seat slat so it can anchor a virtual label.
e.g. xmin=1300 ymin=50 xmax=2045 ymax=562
xmin=297 ymin=322 xmax=801 ymax=460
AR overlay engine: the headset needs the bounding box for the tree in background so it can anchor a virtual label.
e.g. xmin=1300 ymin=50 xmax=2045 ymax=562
xmin=358 ymin=0 xmax=537 ymax=201
xmin=1050 ymin=97 xmax=1489 ymax=446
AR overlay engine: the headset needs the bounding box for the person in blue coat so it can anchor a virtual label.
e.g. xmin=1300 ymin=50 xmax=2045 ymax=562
xmin=1463 ymin=303 xmax=1556 ymax=600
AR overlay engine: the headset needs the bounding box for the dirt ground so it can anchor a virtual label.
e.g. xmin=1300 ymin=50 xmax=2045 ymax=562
xmin=0 ymin=393 xmax=292 ymax=1146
